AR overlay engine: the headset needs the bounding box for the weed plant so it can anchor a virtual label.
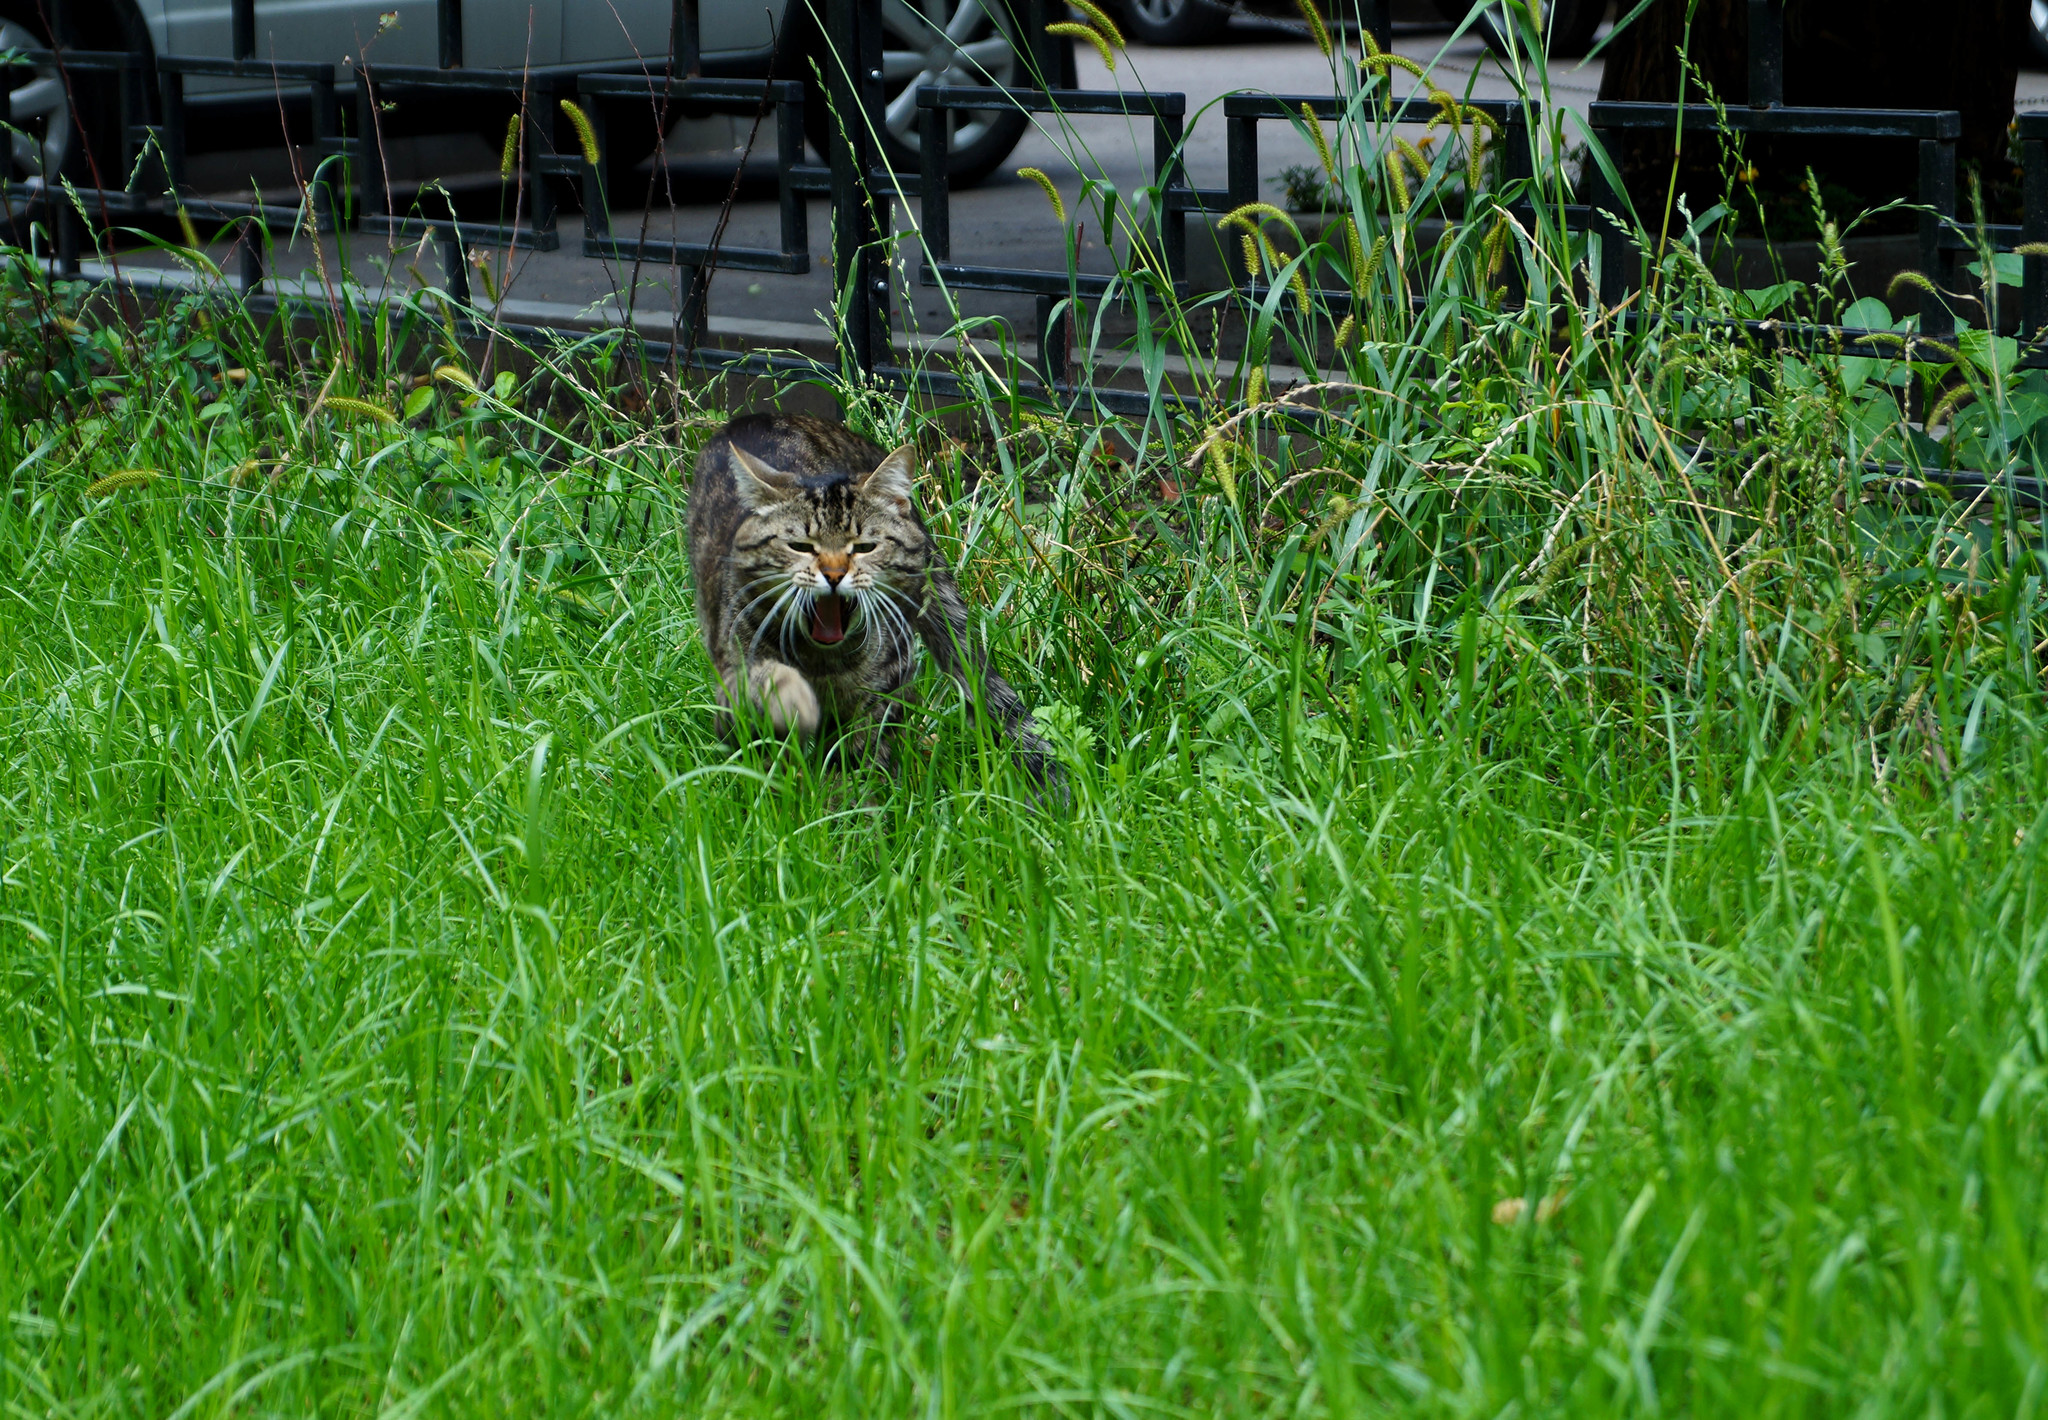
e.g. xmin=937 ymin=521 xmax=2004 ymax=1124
xmin=4 ymin=3 xmax=2048 ymax=1415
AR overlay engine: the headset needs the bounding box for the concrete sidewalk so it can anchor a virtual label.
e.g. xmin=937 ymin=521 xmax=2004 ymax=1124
xmin=103 ymin=20 xmax=1588 ymax=365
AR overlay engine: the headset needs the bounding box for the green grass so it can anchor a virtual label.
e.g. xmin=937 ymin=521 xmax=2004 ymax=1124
xmin=5 ymin=69 xmax=2048 ymax=1410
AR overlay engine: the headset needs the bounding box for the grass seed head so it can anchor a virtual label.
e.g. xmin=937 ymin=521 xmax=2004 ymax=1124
xmin=1338 ymin=215 xmax=1365 ymax=279
xmin=1221 ymin=201 xmax=1301 ymax=240
xmin=1046 ymin=21 xmax=1114 ymax=70
xmin=500 ymin=114 xmax=521 ymax=180
xmin=1301 ymin=102 xmax=1337 ymax=182
xmin=1016 ymin=167 xmax=1067 ymax=224
xmin=1359 ymin=231 xmax=1388 ymax=290
xmin=85 ymin=468 xmax=159 ymax=498
xmin=1926 ymin=383 xmax=1975 ymax=433
xmin=1294 ymin=0 xmax=1332 ymax=56
xmin=1064 ymin=0 xmax=1125 ymax=50
xmin=1395 ymin=137 xmax=1432 ymax=186
xmin=321 ymin=396 xmax=398 ymax=424
xmin=1886 ymin=270 xmax=1939 ymax=310
xmin=1361 ymin=51 xmax=1428 ymax=82
xmin=1482 ymin=217 xmax=1510 ymax=277
xmin=1386 ymin=152 xmax=1412 ymax=213
xmin=1205 ymin=436 xmax=1240 ymax=508
xmin=559 ymin=99 xmax=600 ymax=167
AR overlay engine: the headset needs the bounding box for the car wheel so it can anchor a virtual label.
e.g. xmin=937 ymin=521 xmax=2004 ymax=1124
xmin=1 ymin=18 xmax=76 ymax=221
xmin=803 ymin=0 xmax=1034 ymax=188
xmin=1 ymin=2 xmax=133 ymax=230
xmin=2032 ymin=0 xmax=2048 ymax=63
xmin=1119 ymin=0 xmax=1232 ymax=47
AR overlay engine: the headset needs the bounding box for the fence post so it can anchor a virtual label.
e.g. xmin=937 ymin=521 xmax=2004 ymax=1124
xmin=1155 ymin=101 xmax=1186 ymax=288
xmin=1584 ymin=121 xmax=1626 ymax=308
xmin=159 ymin=69 xmax=187 ymax=192
xmin=1226 ymin=111 xmax=1256 ymax=298
xmin=56 ymin=199 xmax=82 ymax=276
xmin=672 ymin=0 xmax=701 ymax=77
xmin=1745 ymin=0 xmax=1782 ymax=108
xmin=309 ymin=73 xmax=341 ymax=231
xmin=2025 ymin=121 xmax=2047 ymax=345
xmin=584 ymin=98 xmax=612 ymax=245
xmin=1359 ymin=0 xmax=1387 ymax=56
xmin=529 ymin=78 xmax=560 ymax=241
xmin=825 ymin=0 xmax=890 ymax=376
xmin=1036 ymin=293 xmax=1068 ymax=392
xmin=438 ymin=0 xmax=464 ymax=70
xmin=1501 ymin=106 xmax=1531 ymax=305
xmin=355 ymin=70 xmax=391 ymax=222
xmin=235 ymin=217 xmax=263 ymax=293
xmin=1918 ymin=136 xmax=1955 ymax=344
xmin=680 ymin=260 xmax=706 ymax=349
xmin=1023 ymin=0 xmax=1061 ymax=88
xmin=438 ymin=226 xmax=470 ymax=308
xmin=919 ymin=102 xmax=949 ymax=265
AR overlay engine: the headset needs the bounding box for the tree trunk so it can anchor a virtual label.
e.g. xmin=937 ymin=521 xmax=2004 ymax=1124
xmin=1594 ymin=0 xmax=2026 ymax=230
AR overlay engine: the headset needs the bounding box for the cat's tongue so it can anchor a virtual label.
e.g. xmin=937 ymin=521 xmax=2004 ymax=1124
xmin=809 ymin=594 xmax=849 ymax=645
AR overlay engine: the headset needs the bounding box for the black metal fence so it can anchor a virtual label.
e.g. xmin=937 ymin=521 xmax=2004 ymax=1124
xmin=0 ymin=0 xmax=2028 ymax=401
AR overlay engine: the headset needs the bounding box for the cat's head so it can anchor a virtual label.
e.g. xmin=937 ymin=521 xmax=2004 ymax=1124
xmin=727 ymin=441 xmax=921 ymax=651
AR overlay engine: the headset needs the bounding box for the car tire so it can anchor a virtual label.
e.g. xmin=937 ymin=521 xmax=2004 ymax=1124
xmin=1118 ymin=0 xmax=1233 ymax=47
xmin=0 ymin=1 xmax=130 ymax=224
xmin=801 ymin=0 xmax=1040 ymax=188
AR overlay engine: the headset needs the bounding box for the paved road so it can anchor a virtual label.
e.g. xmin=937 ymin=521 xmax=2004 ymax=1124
xmin=113 ymin=25 xmax=2048 ymax=364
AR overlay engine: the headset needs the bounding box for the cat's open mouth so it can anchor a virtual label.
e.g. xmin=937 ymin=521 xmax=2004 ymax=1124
xmin=807 ymin=594 xmax=853 ymax=645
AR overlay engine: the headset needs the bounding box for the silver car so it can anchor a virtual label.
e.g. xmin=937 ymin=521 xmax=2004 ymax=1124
xmin=2 ymin=0 xmax=1054 ymax=212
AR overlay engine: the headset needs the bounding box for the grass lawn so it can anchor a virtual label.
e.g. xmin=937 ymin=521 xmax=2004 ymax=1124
xmin=3 ymin=186 xmax=2047 ymax=1416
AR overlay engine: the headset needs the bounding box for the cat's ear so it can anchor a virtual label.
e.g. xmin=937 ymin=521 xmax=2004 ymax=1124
xmin=860 ymin=445 xmax=915 ymax=509
xmin=728 ymin=445 xmax=798 ymax=510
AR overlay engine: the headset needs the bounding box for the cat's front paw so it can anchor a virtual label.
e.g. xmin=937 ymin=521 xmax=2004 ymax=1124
xmin=747 ymin=660 xmax=820 ymax=740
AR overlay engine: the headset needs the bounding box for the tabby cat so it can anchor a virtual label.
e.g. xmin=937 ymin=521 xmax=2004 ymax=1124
xmin=688 ymin=412 xmax=1058 ymax=787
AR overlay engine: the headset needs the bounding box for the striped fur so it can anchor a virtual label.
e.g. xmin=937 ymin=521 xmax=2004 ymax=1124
xmin=687 ymin=413 xmax=1058 ymax=787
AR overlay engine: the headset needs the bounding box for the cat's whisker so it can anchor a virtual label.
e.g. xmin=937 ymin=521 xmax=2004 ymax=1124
xmin=783 ymin=587 xmax=812 ymax=660
xmin=870 ymin=586 xmax=915 ymax=654
xmin=748 ymin=583 xmax=801 ymax=660
xmin=883 ymin=601 xmax=913 ymax=657
xmin=851 ymin=588 xmax=876 ymax=647
xmin=863 ymin=588 xmax=899 ymax=652
xmin=734 ymin=578 xmax=794 ymax=628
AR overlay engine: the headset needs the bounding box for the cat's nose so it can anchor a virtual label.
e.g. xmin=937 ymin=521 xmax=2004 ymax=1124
xmin=816 ymin=552 xmax=850 ymax=587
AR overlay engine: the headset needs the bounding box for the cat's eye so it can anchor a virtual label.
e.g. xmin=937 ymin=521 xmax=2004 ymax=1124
xmin=852 ymin=541 xmax=878 ymax=554
xmin=788 ymin=540 xmax=816 ymax=553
